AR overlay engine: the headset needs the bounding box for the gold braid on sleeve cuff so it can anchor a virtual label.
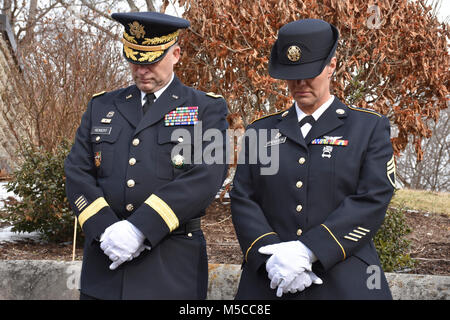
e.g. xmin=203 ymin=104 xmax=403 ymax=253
xmin=145 ymin=194 xmax=179 ymax=232
xmin=78 ymin=197 xmax=109 ymax=228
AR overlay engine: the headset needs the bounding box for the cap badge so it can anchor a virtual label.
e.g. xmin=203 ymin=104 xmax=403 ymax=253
xmin=128 ymin=21 xmax=146 ymax=39
xmin=287 ymin=45 xmax=302 ymax=62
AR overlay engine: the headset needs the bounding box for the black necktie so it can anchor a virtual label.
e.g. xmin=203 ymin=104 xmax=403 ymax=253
xmin=143 ymin=93 xmax=156 ymax=115
xmin=299 ymin=115 xmax=315 ymax=127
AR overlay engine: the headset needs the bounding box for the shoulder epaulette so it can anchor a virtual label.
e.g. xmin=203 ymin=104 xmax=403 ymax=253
xmin=347 ymin=105 xmax=382 ymax=117
xmin=250 ymin=110 xmax=286 ymax=124
xmin=206 ymin=92 xmax=223 ymax=99
xmin=92 ymin=91 xmax=107 ymax=98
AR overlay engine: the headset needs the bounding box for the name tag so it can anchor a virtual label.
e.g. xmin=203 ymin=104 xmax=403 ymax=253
xmin=91 ymin=127 xmax=112 ymax=135
xmin=265 ymin=137 xmax=286 ymax=147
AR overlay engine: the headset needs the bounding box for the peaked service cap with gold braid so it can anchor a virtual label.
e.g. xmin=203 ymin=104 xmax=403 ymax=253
xmin=111 ymin=11 xmax=190 ymax=65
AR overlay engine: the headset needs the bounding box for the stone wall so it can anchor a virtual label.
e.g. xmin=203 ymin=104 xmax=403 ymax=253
xmin=0 ymin=261 xmax=448 ymax=300
xmin=0 ymin=14 xmax=19 ymax=173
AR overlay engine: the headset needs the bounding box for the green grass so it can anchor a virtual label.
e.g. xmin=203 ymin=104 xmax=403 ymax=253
xmin=390 ymin=189 xmax=450 ymax=216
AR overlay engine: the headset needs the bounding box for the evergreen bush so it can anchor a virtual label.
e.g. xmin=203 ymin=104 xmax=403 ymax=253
xmin=1 ymin=141 xmax=83 ymax=244
xmin=374 ymin=204 xmax=415 ymax=272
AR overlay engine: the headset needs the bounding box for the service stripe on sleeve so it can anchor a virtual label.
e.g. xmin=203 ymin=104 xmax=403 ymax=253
xmin=145 ymin=194 xmax=179 ymax=232
xmin=78 ymin=197 xmax=109 ymax=228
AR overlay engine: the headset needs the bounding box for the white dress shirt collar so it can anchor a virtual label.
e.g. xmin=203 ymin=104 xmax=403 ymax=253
xmin=140 ymin=73 xmax=175 ymax=106
xmin=295 ymin=95 xmax=335 ymax=122
xmin=295 ymin=95 xmax=335 ymax=138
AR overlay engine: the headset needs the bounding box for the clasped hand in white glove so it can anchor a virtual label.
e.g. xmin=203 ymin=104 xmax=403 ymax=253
xmin=283 ymin=270 xmax=323 ymax=294
xmin=259 ymin=240 xmax=322 ymax=297
xmin=100 ymin=220 xmax=151 ymax=270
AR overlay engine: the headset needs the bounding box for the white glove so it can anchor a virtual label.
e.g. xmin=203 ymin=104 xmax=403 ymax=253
xmin=100 ymin=220 xmax=150 ymax=270
xmin=259 ymin=240 xmax=314 ymax=276
xmin=266 ymin=265 xmax=321 ymax=297
xmin=259 ymin=240 xmax=321 ymax=297
xmin=283 ymin=270 xmax=323 ymax=295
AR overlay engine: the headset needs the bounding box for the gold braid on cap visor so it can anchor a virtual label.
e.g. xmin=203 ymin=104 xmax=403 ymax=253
xmin=122 ymin=30 xmax=179 ymax=63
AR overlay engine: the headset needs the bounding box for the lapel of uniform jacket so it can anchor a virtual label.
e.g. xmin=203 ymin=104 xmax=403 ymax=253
xmin=275 ymin=104 xmax=308 ymax=149
xmin=135 ymin=76 xmax=187 ymax=136
xmin=305 ymin=97 xmax=348 ymax=144
xmin=114 ymin=85 xmax=142 ymax=128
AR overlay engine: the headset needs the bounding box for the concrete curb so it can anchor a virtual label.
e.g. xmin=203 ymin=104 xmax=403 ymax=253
xmin=0 ymin=260 xmax=448 ymax=300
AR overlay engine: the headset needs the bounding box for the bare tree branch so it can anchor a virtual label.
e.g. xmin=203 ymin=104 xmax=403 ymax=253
xmin=145 ymin=0 xmax=156 ymax=12
xmin=56 ymin=0 xmax=118 ymax=39
xmin=126 ymin=0 xmax=139 ymax=12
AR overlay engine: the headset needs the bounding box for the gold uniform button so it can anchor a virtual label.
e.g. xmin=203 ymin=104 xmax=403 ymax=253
xmin=127 ymin=179 xmax=135 ymax=188
xmin=297 ymin=229 xmax=303 ymax=236
xmin=132 ymin=138 xmax=140 ymax=146
xmin=177 ymin=137 xmax=184 ymax=143
xmin=129 ymin=158 xmax=137 ymax=166
xmin=187 ymin=233 xmax=193 ymax=238
xmin=298 ymin=157 xmax=306 ymax=165
xmin=296 ymin=181 xmax=303 ymax=188
xmin=296 ymin=205 xmax=303 ymax=212
xmin=126 ymin=204 xmax=134 ymax=212
xmin=96 ymin=136 xmax=101 ymax=142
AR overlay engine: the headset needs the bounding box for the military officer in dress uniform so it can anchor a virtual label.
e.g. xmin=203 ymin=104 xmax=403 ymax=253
xmin=64 ymin=12 xmax=228 ymax=299
xmin=230 ymin=19 xmax=395 ymax=299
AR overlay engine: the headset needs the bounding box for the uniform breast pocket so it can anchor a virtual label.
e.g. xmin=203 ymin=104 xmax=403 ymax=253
xmin=309 ymin=144 xmax=336 ymax=174
xmin=90 ymin=126 xmax=122 ymax=177
xmin=157 ymin=127 xmax=194 ymax=180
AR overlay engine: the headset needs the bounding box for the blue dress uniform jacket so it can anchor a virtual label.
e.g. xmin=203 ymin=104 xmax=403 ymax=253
xmin=64 ymin=76 xmax=228 ymax=299
xmin=231 ymin=97 xmax=395 ymax=299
